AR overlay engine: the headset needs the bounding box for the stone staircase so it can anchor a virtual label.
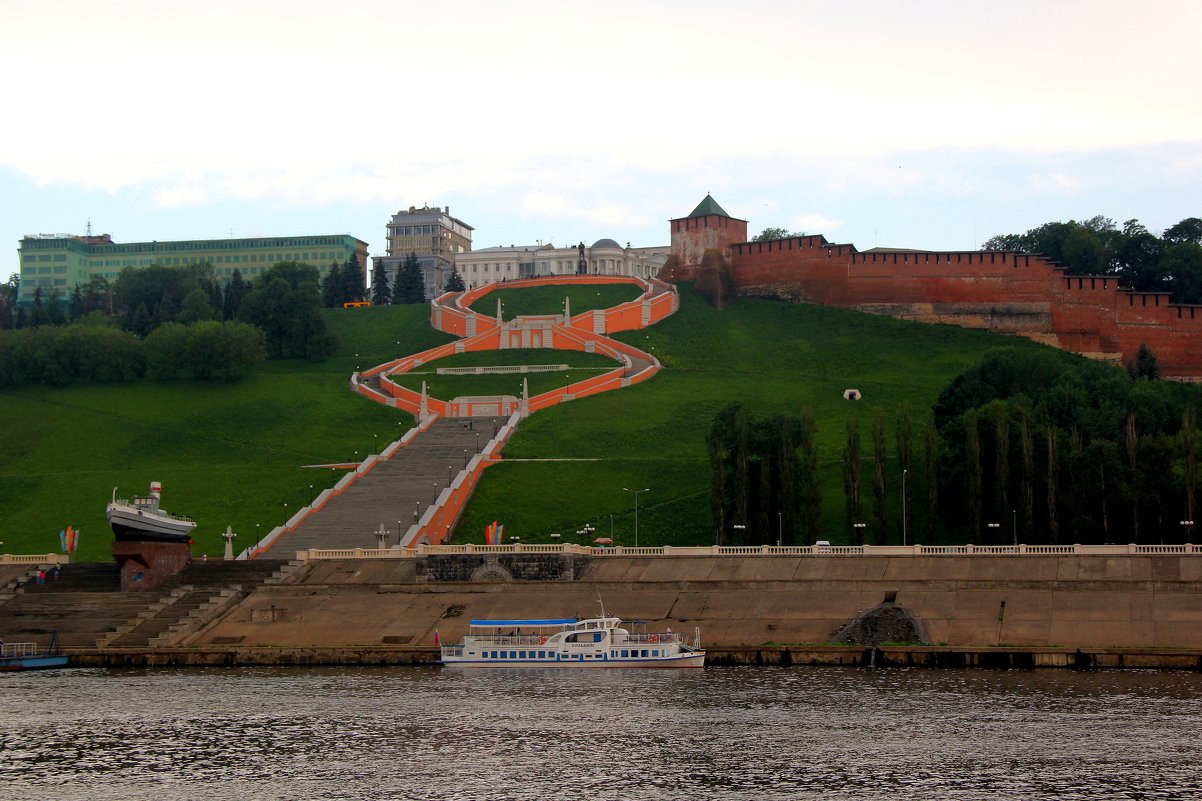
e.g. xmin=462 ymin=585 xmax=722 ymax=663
xmin=0 ymin=559 xmax=301 ymax=650
xmin=272 ymin=417 xmax=498 ymax=554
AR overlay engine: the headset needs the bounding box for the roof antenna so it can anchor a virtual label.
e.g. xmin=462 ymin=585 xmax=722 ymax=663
xmin=86 ymin=218 xmax=93 ymax=237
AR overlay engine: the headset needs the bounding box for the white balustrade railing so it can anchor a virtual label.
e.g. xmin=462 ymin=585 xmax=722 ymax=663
xmin=294 ymin=542 xmax=1201 ymax=561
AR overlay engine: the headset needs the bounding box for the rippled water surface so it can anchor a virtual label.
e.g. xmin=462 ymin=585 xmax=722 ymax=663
xmin=2 ymin=666 xmax=1201 ymax=800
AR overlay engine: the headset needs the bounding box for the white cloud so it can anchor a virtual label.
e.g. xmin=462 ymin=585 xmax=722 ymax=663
xmin=790 ymin=213 xmax=842 ymax=233
xmin=0 ymin=0 xmax=1199 ymax=244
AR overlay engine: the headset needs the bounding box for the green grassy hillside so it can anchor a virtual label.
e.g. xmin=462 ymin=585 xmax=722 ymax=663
xmin=0 ymin=304 xmax=450 ymax=561
xmin=0 ymin=287 xmax=1061 ymax=560
xmin=469 ymin=284 xmax=641 ymax=320
xmin=456 ymin=288 xmax=1058 ymax=546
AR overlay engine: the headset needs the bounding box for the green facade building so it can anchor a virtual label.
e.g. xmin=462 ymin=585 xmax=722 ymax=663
xmin=16 ymin=232 xmax=369 ymax=303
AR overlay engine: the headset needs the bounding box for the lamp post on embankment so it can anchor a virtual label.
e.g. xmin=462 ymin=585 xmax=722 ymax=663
xmin=901 ymin=469 xmax=908 ymax=546
xmin=1183 ymin=519 xmax=1196 ymax=540
xmin=987 ymin=521 xmax=1001 ymax=544
xmin=623 ymin=487 xmax=650 ymax=547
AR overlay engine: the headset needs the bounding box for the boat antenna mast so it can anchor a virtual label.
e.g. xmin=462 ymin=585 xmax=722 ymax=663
xmin=597 ymin=594 xmax=607 ymax=620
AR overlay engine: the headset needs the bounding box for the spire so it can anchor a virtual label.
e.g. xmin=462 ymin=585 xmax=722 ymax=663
xmin=687 ymin=193 xmax=731 ymax=219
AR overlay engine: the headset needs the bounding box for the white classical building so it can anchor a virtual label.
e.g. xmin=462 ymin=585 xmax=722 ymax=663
xmin=452 ymin=238 xmax=669 ymax=291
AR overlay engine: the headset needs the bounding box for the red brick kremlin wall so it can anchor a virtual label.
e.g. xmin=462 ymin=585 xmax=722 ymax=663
xmin=707 ymin=234 xmax=1202 ymax=379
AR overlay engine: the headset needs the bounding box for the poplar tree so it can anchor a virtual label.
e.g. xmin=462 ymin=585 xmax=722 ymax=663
xmin=1185 ymin=409 xmax=1198 ymax=539
xmin=993 ymin=405 xmax=1010 ymax=528
xmin=872 ymin=411 xmax=888 ymax=545
xmin=895 ymin=406 xmax=913 ymax=542
xmin=1046 ymin=427 xmax=1060 ymax=544
xmin=1127 ymin=412 xmax=1140 ymax=542
xmin=924 ymin=409 xmax=939 ymax=542
xmin=1019 ymin=414 xmax=1034 ymax=542
xmin=965 ymin=409 xmax=982 ymax=540
xmin=844 ymin=417 xmax=863 ymax=544
xmin=799 ymin=410 xmax=822 ymax=543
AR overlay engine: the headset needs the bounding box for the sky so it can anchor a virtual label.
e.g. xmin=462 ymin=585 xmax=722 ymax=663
xmin=2 ymin=0 xmax=1200 ymax=274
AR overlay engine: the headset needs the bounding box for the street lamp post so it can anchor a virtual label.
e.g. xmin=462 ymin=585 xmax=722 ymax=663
xmin=1182 ymin=519 xmax=1196 ymax=540
xmin=576 ymin=523 xmax=595 ymax=546
xmin=622 ymin=487 xmax=650 ymax=547
xmin=901 ymin=468 xmax=908 ymax=546
xmin=987 ymin=522 xmax=1001 ymax=544
xmin=463 ymin=448 xmax=468 ymax=469
xmin=282 ymin=503 xmax=288 ymax=526
xmin=732 ymin=523 xmax=746 ymax=546
xmin=777 ymin=511 xmax=782 ymax=547
xmin=1013 ymin=509 xmax=1018 ymax=547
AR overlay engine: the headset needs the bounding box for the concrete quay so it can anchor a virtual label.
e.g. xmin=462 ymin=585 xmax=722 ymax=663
xmin=9 ymin=553 xmax=1202 ymax=670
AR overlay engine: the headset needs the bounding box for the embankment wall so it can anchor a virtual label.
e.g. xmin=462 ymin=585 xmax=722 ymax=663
xmin=185 ymin=554 xmax=1202 ymax=652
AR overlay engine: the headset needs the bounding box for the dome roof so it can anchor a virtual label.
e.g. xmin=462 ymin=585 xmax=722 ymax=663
xmin=591 ymin=238 xmax=622 ymax=250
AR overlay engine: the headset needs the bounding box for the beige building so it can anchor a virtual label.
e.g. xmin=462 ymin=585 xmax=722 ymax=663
xmin=454 ymin=238 xmax=668 ymax=291
xmin=373 ymin=205 xmax=473 ymax=298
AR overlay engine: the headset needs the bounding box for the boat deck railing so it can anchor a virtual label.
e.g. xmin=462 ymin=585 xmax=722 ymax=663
xmin=111 ymin=499 xmax=195 ymax=523
xmin=0 ymin=642 xmax=39 ymax=658
xmin=467 ymin=634 xmax=560 ymax=647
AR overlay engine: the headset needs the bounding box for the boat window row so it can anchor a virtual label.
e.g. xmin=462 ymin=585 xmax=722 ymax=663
xmin=474 ymin=648 xmax=668 ymax=660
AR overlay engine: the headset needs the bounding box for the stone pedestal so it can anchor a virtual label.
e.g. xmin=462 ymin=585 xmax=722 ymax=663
xmin=112 ymin=540 xmax=191 ymax=592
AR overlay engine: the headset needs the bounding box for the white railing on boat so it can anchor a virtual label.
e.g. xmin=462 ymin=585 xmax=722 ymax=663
xmin=296 ymin=542 xmax=1202 ymax=561
xmin=0 ymin=642 xmax=39 ymax=658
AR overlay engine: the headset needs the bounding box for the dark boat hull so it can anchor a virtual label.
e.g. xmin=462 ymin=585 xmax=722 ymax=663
xmin=107 ymin=505 xmax=195 ymax=544
xmin=110 ymin=521 xmax=193 ymax=544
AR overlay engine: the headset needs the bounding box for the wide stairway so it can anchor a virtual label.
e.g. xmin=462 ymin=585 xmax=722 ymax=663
xmin=272 ymin=417 xmax=500 ymax=554
xmin=0 ymin=559 xmax=293 ymax=649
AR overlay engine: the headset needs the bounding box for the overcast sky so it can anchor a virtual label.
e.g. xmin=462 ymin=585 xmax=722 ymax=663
xmin=3 ymin=0 xmax=1200 ymax=270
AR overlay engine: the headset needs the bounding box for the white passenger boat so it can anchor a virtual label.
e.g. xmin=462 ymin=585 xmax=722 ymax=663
xmin=107 ymin=482 xmax=196 ymax=544
xmin=440 ymin=615 xmax=705 ymax=668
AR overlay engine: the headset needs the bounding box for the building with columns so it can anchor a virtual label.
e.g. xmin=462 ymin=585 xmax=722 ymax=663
xmin=453 ymin=238 xmax=668 ymax=291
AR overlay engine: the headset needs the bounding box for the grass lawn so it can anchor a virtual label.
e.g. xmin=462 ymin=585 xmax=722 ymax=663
xmin=469 ymin=284 xmax=642 ymax=320
xmin=0 ymin=286 xmax=1063 ymax=559
xmin=456 ymin=287 xmax=1060 ymax=547
xmin=390 ymin=349 xmax=621 ymax=399
xmin=0 ymin=303 xmax=451 ymax=560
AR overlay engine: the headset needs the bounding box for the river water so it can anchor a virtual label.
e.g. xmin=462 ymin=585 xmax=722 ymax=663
xmin=2 ymin=666 xmax=1200 ymax=800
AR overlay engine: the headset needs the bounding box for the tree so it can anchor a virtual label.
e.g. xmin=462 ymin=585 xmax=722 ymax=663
xmin=371 ymin=259 xmax=392 ymax=306
xmin=178 ymin=288 xmax=216 ymax=324
xmin=238 ymin=262 xmax=337 ymax=361
xmin=924 ymin=409 xmax=939 ymax=542
xmin=69 ymin=286 xmax=85 ymax=322
xmin=444 ymin=270 xmax=466 ymax=293
xmin=965 ymin=409 xmax=982 ymax=540
xmin=393 ymin=253 xmax=425 ymax=304
xmin=752 ymin=227 xmax=804 ymax=241
xmin=1046 ymin=427 xmax=1060 ymax=544
xmin=871 ymin=411 xmax=888 ymax=545
xmin=1129 ymin=343 xmax=1160 ymax=380
xmin=1185 ymin=409 xmax=1197 ymax=539
xmin=30 ymin=286 xmax=50 ymax=327
xmin=1163 ymin=217 xmax=1202 ymax=245
xmin=895 ymin=406 xmax=913 ymax=541
xmin=844 ymin=417 xmax=863 ymax=544
xmin=799 ymin=410 xmax=822 ymax=543
xmin=224 ymin=269 xmax=250 ymax=320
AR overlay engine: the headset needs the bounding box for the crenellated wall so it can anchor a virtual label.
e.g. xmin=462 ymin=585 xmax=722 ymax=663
xmin=714 ymin=235 xmax=1202 ymax=379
